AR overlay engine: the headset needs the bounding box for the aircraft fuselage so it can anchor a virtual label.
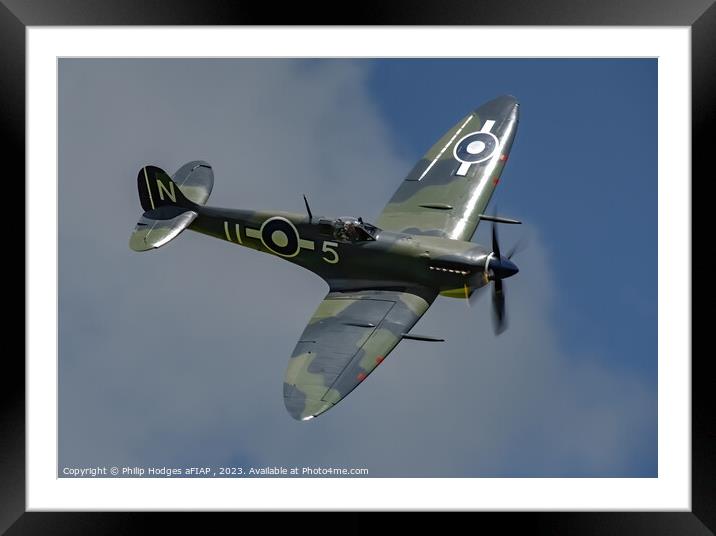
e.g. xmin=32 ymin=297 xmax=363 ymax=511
xmin=189 ymin=207 xmax=493 ymax=296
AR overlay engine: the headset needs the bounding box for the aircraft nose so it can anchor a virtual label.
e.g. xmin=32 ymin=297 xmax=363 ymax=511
xmin=504 ymin=258 xmax=519 ymax=277
xmin=492 ymin=257 xmax=519 ymax=279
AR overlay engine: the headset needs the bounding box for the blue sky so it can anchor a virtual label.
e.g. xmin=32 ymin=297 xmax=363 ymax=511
xmin=366 ymin=59 xmax=657 ymax=385
xmin=58 ymin=58 xmax=656 ymax=477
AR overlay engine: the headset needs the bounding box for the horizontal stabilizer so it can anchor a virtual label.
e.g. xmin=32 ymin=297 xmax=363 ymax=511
xmin=129 ymin=206 xmax=198 ymax=252
xmin=172 ymin=161 xmax=214 ymax=206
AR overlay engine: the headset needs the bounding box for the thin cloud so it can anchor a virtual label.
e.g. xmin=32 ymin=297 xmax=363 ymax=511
xmin=58 ymin=59 xmax=655 ymax=477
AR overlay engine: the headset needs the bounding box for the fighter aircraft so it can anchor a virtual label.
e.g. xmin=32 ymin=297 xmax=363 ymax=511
xmin=130 ymin=95 xmax=521 ymax=420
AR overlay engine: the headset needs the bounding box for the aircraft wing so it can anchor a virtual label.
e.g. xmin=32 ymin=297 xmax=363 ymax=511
xmin=283 ymin=287 xmax=437 ymax=420
xmin=375 ymin=95 xmax=519 ymax=242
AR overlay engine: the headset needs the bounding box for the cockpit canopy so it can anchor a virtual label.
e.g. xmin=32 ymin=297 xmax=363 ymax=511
xmin=318 ymin=217 xmax=380 ymax=242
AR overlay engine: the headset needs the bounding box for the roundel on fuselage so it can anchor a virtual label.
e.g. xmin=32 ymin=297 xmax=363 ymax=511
xmin=260 ymin=217 xmax=300 ymax=257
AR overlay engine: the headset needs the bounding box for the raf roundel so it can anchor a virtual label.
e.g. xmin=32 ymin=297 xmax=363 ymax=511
xmin=453 ymin=131 xmax=498 ymax=164
xmin=260 ymin=217 xmax=300 ymax=257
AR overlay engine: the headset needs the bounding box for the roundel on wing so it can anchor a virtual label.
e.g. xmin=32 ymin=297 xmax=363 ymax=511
xmin=260 ymin=217 xmax=300 ymax=257
xmin=453 ymin=131 xmax=498 ymax=164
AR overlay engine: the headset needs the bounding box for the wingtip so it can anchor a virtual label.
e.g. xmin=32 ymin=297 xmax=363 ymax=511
xmin=498 ymin=94 xmax=519 ymax=106
xmin=284 ymin=390 xmax=334 ymax=421
xmin=472 ymin=94 xmax=520 ymax=119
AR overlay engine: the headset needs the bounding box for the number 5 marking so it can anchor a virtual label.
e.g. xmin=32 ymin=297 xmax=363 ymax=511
xmin=322 ymin=241 xmax=339 ymax=264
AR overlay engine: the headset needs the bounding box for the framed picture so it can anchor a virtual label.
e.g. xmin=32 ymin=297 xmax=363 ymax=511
xmin=10 ymin=0 xmax=709 ymax=532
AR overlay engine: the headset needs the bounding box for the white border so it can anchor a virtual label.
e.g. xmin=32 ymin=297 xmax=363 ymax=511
xmin=27 ymin=27 xmax=690 ymax=510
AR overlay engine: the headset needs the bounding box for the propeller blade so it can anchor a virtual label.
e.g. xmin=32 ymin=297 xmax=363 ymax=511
xmin=468 ymin=284 xmax=487 ymax=307
xmin=491 ymin=220 xmax=501 ymax=259
xmin=506 ymin=236 xmax=528 ymax=260
xmin=492 ymin=277 xmax=507 ymax=335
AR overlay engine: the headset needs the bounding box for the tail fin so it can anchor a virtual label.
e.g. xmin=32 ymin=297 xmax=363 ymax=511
xmin=137 ymin=165 xmax=194 ymax=211
xmin=130 ymin=162 xmax=213 ymax=252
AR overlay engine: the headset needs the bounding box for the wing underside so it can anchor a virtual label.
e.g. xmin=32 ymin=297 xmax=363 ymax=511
xmin=283 ymin=287 xmax=437 ymax=420
xmin=375 ymin=95 xmax=519 ymax=242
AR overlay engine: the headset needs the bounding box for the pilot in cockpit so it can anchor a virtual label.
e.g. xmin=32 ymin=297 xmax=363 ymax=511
xmin=343 ymin=221 xmax=359 ymax=241
xmin=330 ymin=217 xmax=378 ymax=242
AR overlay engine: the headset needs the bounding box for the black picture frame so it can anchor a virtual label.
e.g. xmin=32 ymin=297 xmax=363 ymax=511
xmin=6 ymin=1 xmax=711 ymax=533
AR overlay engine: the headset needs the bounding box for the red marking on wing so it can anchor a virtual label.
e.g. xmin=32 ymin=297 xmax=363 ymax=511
xmin=493 ymin=177 xmax=500 ymax=186
xmin=500 ymin=154 xmax=508 ymax=162
xmin=375 ymin=356 xmax=385 ymax=365
xmin=357 ymin=372 xmax=367 ymax=382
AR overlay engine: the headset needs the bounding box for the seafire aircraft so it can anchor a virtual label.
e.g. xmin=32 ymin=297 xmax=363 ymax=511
xmin=130 ymin=95 xmax=521 ymax=420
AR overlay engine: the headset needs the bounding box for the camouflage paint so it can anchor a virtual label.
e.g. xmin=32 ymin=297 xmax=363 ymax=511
xmin=129 ymin=95 xmax=520 ymax=420
xmin=376 ymin=95 xmax=519 ymax=242
xmin=283 ymin=290 xmax=434 ymax=420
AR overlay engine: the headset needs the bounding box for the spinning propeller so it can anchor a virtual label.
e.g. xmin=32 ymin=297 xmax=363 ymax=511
xmin=465 ymin=216 xmax=523 ymax=335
